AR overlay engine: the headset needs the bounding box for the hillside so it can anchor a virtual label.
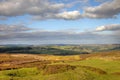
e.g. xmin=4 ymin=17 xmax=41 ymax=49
xmin=0 ymin=44 xmax=120 ymax=55
xmin=0 ymin=50 xmax=120 ymax=80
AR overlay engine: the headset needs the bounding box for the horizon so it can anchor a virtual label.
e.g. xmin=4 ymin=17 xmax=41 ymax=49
xmin=0 ymin=0 xmax=120 ymax=44
xmin=0 ymin=43 xmax=120 ymax=46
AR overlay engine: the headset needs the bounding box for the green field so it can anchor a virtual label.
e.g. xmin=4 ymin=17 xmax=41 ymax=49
xmin=0 ymin=59 xmax=120 ymax=80
xmin=0 ymin=45 xmax=120 ymax=80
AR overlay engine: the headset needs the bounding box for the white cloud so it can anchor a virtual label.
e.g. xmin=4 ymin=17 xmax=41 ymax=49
xmin=56 ymin=11 xmax=82 ymax=20
xmin=83 ymin=0 xmax=120 ymax=18
xmin=0 ymin=24 xmax=120 ymax=44
xmin=95 ymin=24 xmax=120 ymax=31
xmin=0 ymin=0 xmax=84 ymax=20
xmin=0 ymin=24 xmax=31 ymax=32
xmin=0 ymin=0 xmax=64 ymax=17
xmin=32 ymin=11 xmax=82 ymax=20
xmin=0 ymin=0 xmax=120 ymax=20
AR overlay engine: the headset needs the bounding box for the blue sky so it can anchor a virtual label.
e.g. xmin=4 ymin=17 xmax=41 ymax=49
xmin=0 ymin=0 xmax=120 ymax=44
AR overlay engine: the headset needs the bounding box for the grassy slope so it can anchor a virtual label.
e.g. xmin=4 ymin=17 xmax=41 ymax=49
xmin=68 ymin=59 xmax=120 ymax=73
xmin=0 ymin=50 xmax=120 ymax=80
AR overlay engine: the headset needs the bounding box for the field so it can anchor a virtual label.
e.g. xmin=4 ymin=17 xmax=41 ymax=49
xmin=0 ymin=45 xmax=120 ymax=80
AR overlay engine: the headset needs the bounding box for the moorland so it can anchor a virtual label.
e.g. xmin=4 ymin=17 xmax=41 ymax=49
xmin=0 ymin=44 xmax=120 ymax=80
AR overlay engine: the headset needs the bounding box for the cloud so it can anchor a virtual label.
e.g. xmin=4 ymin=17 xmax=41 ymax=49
xmin=0 ymin=0 xmax=65 ymax=16
xmin=0 ymin=0 xmax=64 ymax=18
xmin=83 ymin=0 xmax=120 ymax=18
xmin=0 ymin=0 xmax=120 ymax=20
xmin=0 ymin=24 xmax=31 ymax=32
xmin=94 ymin=0 xmax=112 ymax=3
xmin=32 ymin=11 xmax=82 ymax=20
xmin=0 ymin=16 xmax=7 ymax=20
xmin=55 ymin=11 xmax=82 ymax=20
xmin=65 ymin=0 xmax=89 ymax=8
xmin=95 ymin=24 xmax=120 ymax=31
xmin=0 ymin=24 xmax=119 ymax=44
xmin=0 ymin=0 xmax=84 ymax=20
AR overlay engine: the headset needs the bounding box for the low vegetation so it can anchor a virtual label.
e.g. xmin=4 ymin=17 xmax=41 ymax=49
xmin=0 ymin=44 xmax=119 ymax=55
xmin=0 ymin=45 xmax=120 ymax=80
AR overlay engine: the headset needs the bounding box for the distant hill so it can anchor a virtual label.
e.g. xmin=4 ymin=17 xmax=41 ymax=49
xmin=0 ymin=44 xmax=120 ymax=55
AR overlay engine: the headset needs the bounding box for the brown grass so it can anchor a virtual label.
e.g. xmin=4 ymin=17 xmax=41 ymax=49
xmin=79 ymin=65 xmax=107 ymax=74
xmin=41 ymin=64 xmax=76 ymax=75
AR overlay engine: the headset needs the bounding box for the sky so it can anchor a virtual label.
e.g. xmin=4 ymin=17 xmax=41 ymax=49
xmin=0 ymin=0 xmax=120 ymax=45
